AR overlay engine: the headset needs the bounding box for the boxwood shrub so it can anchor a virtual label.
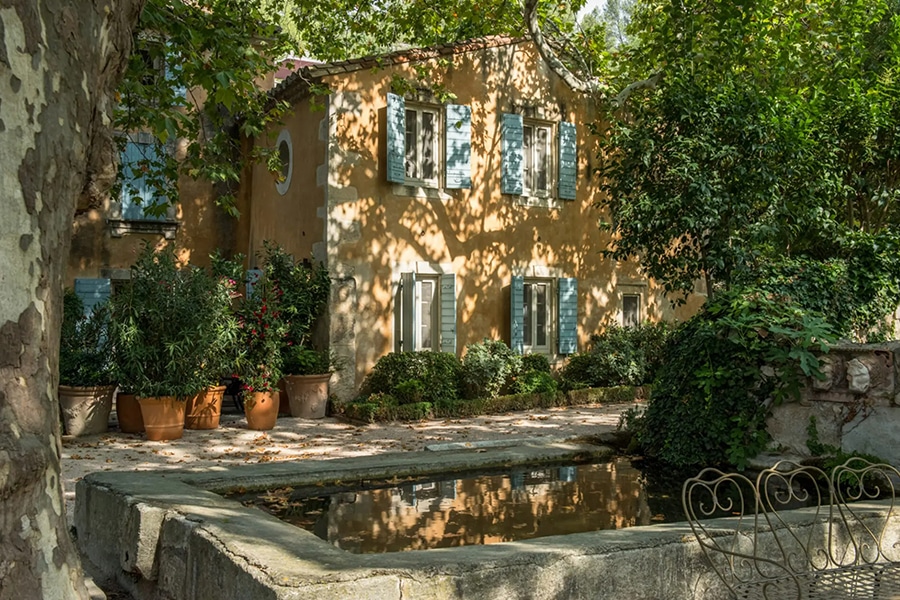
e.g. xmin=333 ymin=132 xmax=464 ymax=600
xmin=362 ymin=351 xmax=461 ymax=404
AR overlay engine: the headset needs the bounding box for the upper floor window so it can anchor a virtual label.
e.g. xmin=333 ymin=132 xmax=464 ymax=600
xmin=386 ymin=93 xmax=472 ymax=192
xmin=523 ymin=122 xmax=552 ymax=197
xmin=405 ymin=105 xmax=439 ymax=186
xmin=119 ymin=132 xmax=167 ymax=221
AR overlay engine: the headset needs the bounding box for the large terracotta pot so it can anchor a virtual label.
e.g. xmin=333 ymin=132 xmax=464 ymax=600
xmin=138 ymin=396 xmax=186 ymax=441
xmin=116 ymin=392 xmax=144 ymax=433
xmin=244 ymin=390 xmax=279 ymax=431
xmin=184 ymin=385 xmax=225 ymax=430
xmin=59 ymin=385 xmax=115 ymax=436
xmin=283 ymin=374 xmax=330 ymax=419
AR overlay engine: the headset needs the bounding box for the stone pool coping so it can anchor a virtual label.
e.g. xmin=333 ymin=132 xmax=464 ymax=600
xmin=73 ymin=441 xmax=900 ymax=600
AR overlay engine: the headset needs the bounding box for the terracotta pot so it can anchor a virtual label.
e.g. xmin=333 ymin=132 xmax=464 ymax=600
xmin=184 ymin=385 xmax=225 ymax=430
xmin=59 ymin=385 xmax=115 ymax=436
xmin=283 ymin=374 xmax=330 ymax=419
xmin=277 ymin=378 xmax=291 ymax=415
xmin=115 ymin=392 xmax=144 ymax=434
xmin=138 ymin=396 xmax=186 ymax=441
xmin=244 ymin=390 xmax=279 ymax=430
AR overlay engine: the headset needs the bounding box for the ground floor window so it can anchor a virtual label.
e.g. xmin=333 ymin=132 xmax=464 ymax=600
xmin=622 ymin=293 xmax=641 ymax=328
xmin=523 ymin=280 xmax=551 ymax=353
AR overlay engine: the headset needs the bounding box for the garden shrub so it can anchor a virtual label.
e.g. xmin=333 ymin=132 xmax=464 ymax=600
xmin=394 ymin=379 xmax=426 ymax=405
xmin=559 ymin=322 xmax=672 ymax=391
xmin=512 ymin=370 xmax=557 ymax=395
xmin=460 ymin=339 xmax=522 ymax=399
xmin=362 ymin=351 xmax=461 ymax=404
xmin=628 ymin=287 xmax=836 ymax=469
xmin=521 ymin=353 xmax=551 ymax=373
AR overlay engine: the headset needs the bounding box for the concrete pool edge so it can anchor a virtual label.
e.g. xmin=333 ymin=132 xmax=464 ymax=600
xmin=74 ymin=442 xmax=897 ymax=600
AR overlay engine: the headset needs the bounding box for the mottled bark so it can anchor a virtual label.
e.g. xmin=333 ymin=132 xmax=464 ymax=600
xmin=0 ymin=1 xmax=143 ymax=599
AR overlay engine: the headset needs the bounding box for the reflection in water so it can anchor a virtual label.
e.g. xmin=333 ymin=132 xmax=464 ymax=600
xmin=247 ymin=458 xmax=662 ymax=554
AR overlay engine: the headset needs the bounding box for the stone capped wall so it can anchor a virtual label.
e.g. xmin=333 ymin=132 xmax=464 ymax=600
xmin=768 ymin=342 xmax=900 ymax=465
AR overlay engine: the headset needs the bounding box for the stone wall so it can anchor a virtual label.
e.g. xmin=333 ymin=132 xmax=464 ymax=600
xmin=768 ymin=342 xmax=900 ymax=465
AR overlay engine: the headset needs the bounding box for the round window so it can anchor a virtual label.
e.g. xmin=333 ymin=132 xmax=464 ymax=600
xmin=274 ymin=129 xmax=293 ymax=196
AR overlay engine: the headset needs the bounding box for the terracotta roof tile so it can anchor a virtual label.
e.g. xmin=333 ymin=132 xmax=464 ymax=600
xmin=274 ymin=35 xmax=523 ymax=102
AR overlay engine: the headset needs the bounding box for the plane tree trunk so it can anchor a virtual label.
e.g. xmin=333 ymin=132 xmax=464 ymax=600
xmin=0 ymin=1 xmax=143 ymax=598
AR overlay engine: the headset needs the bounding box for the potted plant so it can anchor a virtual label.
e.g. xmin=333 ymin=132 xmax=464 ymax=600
xmin=235 ymin=264 xmax=286 ymax=430
xmin=58 ymin=290 xmax=116 ymax=436
xmin=183 ymin=252 xmax=244 ymax=430
xmin=261 ymin=242 xmax=331 ymax=417
xmin=282 ymin=347 xmax=333 ymax=419
xmin=110 ymin=244 xmax=234 ymax=440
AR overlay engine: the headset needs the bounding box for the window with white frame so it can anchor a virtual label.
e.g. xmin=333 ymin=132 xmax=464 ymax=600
xmin=622 ymin=293 xmax=641 ymax=328
xmin=523 ymin=121 xmax=552 ymax=197
xmin=404 ymin=105 xmax=439 ymax=186
xmin=523 ymin=279 xmax=552 ymax=353
xmin=397 ymin=271 xmax=457 ymax=353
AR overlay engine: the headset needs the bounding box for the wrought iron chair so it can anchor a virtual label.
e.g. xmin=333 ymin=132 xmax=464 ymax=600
xmin=682 ymin=458 xmax=900 ymax=599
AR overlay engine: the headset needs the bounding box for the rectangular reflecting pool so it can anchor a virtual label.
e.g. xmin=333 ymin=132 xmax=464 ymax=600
xmin=229 ymin=457 xmax=683 ymax=553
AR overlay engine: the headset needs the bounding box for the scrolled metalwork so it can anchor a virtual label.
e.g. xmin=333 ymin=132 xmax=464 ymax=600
xmin=683 ymin=457 xmax=900 ymax=599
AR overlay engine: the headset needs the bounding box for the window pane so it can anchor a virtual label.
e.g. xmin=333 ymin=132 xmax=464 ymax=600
xmin=405 ymin=109 xmax=418 ymax=179
xmin=523 ymin=125 xmax=534 ymax=193
xmin=536 ymin=127 xmax=549 ymax=192
xmin=536 ymin=283 xmax=547 ymax=346
xmin=523 ymin=283 xmax=532 ymax=346
xmin=623 ymin=294 xmax=640 ymax=328
xmin=422 ymin=111 xmax=435 ymax=181
xmin=420 ymin=280 xmax=434 ymax=350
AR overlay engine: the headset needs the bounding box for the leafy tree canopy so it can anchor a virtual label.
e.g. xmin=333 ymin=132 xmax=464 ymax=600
xmin=598 ymin=0 xmax=900 ymax=305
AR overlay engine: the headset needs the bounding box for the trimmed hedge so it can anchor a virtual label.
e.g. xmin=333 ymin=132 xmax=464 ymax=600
xmin=339 ymin=385 xmax=647 ymax=424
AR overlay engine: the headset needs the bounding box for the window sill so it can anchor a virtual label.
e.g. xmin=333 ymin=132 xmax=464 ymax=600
xmin=392 ymin=184 xmax=451 ymax=201
xmin=515 ymin=195 xmax=564 ymax=209
xmin=108 ymin=219 xmax=180 ymax=240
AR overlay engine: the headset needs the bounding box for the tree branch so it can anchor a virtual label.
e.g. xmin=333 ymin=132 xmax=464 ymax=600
xmin=523 ymin=0 xmax=604 ymax=95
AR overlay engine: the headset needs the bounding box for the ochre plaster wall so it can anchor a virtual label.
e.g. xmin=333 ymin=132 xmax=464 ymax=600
xmin=66 ymin=172 xmax=243 ymax=285
xmin=249 ymin=40 xmax=705 ymax=399
xmin=245 ymin=100 xmax=326 ymax=267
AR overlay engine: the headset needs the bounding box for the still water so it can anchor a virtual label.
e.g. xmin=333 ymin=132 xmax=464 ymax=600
xmin=233 ymin=458 xmax=686 ymax=554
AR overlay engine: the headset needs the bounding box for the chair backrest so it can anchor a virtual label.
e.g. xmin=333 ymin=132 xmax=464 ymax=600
xmin=682 ymin=458 xmax=900 ymax=599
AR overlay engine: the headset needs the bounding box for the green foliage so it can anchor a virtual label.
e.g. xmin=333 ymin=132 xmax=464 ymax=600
xmin=394 ymin=379 xmax=426 ymax=405
xmin=363 ymin=351 xmax=461 ymax=404
xmin=282 ymin=347 xmax=333 ymax=376
xmin=512 ymin=370 xmax=558 ymax=395
xmin=600 ymin=0 xmax=900 ymax=305
xmin=629 ymin=288 xmax=836 ymax=469
xmin=459 ymin=339 xmax=522 ymax=400
xmin=115 ymin=0 xmax=292 ymax=216
xmin=260 ymin=241 xmax=331 ymax=373
xmin=559 ymin=322 xmax=672 ymax=390
xmin=521 ymin=353 xmax=552 ymax=373
xmin=109 ymin=244 xmax=240 ymax=398
xmin=59 ymin=291 xmax=114 ymax=387
xmin=235 ymin=266 xmax=286 ymax=393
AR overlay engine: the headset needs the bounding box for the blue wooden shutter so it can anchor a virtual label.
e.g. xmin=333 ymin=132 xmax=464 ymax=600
xmin=120 ymin=139 xmax=163 ymax=221
xmin=558 ymin=122 xmax=577 ymax=200
xmin=558 ymin=277 xmax=578 ymax=354
xmin=510 ymin=275 xmax=524 ymax=354
xmin=386 ymin=93 xmax=406 ymax=184
xmin=445 ymin=105 xmax=472 ymax=189
xmin=400 ymin=272 xmax=416 ymax=351
xmin=439 ymin=273 xmax=457 ymax=353
xmin=74 ymin=278 xmax=111 ymax=316
xmin=245 ymin=269 xmax=262 ymax=299
xmin=501 ymin=114 xmax=524 ymax=195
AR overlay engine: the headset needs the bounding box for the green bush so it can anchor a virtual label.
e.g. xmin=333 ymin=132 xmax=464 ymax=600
xmin=559 ymin=322 xmax=673 ymax=390
xmin=59 ymin=290 xmax=114 ymax=387
xmin=363 ymin=351 xmax=461 ymax=404
xmin=394 ymin=379 xmax=426 ymax=405
xmin=628 ymin=287 xmax=836 ymax=469
xmin=460 ymin=339 xmax=522 ymax=399
xmin=513 ymin=370 xmax=558 ymax=395
xmin=521 ymin=353 xmax=552 ymax=373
